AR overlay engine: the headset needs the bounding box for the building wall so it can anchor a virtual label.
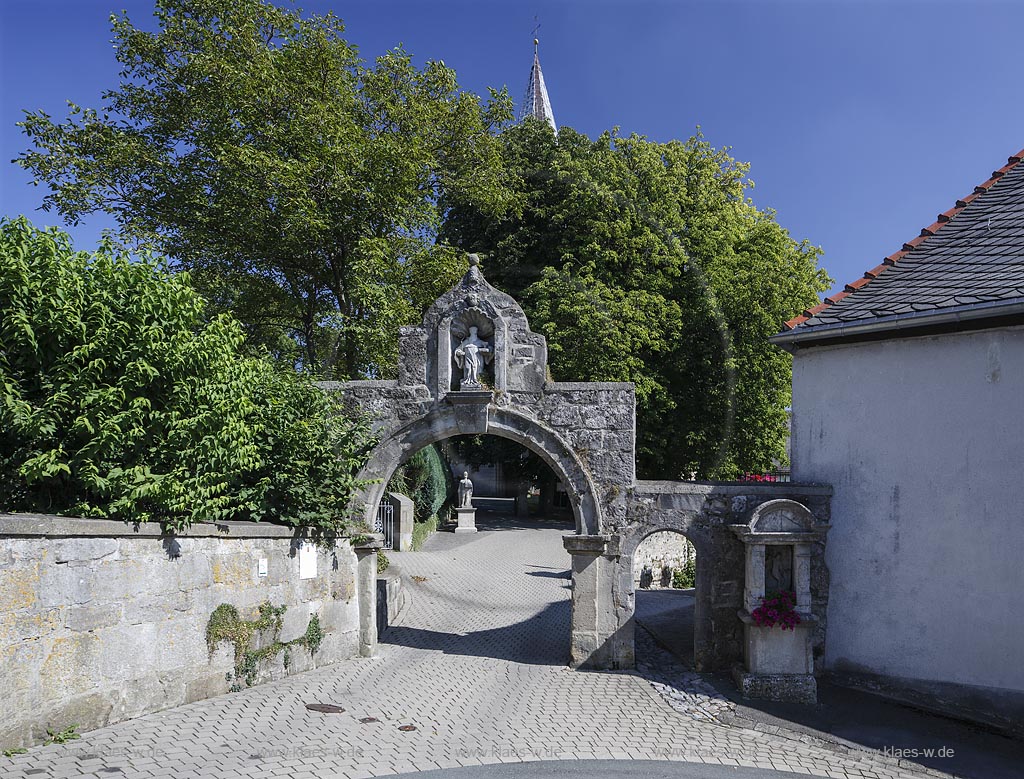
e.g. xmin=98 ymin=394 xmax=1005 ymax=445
xmin=790 ymin=325 xmax=1024 ymax=727
xmin=0 ymin=515 xmax=362 ymax=747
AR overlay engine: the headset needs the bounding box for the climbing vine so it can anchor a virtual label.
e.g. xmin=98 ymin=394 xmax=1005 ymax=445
xmin=206 ymin=602 xmax=325 ymax=690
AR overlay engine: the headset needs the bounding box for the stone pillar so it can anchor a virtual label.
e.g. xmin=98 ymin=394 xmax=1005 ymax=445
xmin=389 ymin=492 xmax=415 ymax=551
xmin=353 ymin=535 xmax=384 ymax=657
xmin=563 ymin=534 xmax=630 ymax=669
xmin=794 ymin=543 xmax=812 ymax=614
xmin=744 ymin=543 xmax=766 ymax=613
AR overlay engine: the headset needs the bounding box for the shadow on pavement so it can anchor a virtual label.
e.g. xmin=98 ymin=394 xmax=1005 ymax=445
xmin=635 ymin=588 xmax=695 ymax=668
xmin=381 ymin=599 xmax=571 ymax=666
xmin=720 ymin=679 xmax=1024 ymax=779
xmin=635 ymin=588 xmax=1024 ymax=779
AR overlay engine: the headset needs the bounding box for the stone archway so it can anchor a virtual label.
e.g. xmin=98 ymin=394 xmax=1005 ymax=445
xmin=326 ymin=255 xmax=833 ymax=679
xmin=352 ymin=405 xmax=602 ymax=536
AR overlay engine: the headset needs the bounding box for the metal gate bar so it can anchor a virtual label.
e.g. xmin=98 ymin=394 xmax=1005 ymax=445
xmin=374 ymin=502 xmax=395 ymax=551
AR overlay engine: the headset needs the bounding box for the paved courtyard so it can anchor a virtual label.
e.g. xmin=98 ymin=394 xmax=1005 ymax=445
xmin=5 ymin=515 xmax=948 ymax=779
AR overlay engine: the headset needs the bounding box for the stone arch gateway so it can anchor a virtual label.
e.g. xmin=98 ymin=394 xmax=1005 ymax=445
xmin=326 ymin=256 xmax=833 ymax=677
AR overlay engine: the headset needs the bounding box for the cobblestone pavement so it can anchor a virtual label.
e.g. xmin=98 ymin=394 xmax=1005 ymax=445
xmin=6 ymin=515 xmax=948 ymax=779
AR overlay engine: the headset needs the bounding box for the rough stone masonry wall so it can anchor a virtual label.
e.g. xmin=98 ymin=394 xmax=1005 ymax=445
xmin=0 ymin=515 xmax=361 ymax=749
xmin=502 ymin=382 xmax=636 ymax=532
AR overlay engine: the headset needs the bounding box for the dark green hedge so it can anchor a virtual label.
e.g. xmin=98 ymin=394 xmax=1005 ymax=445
xmin=387 ymin=443 xmax=454 ymax=522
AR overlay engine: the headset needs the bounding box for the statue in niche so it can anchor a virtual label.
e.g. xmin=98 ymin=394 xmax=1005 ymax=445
xmin=453 ymin=325 xmax=492 ymax=389
xmin=765 ymin=546 xmax=794 ymax=592
xmin=458 ymin=472 xmax=474 ymax=508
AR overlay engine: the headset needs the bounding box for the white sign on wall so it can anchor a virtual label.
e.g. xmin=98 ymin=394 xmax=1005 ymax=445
xmin=298 ymin=542 xmax=317 ymax=580
xmin=257 ymin=557 xmax=268 ymax=578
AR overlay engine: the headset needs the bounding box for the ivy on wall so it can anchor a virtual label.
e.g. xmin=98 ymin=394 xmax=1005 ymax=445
xmin=206 ymin=602 xmax=324 ymax=690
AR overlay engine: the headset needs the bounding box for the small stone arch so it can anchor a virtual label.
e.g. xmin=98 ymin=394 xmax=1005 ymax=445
xmin=620 ymin=517 xmax=714 ymax=671
xmin=352 ymin=405 xmax=603 ymax=536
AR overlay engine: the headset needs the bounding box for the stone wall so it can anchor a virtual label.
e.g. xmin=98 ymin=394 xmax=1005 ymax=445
xmin=0 ymin=514 xmax=363 ymax=748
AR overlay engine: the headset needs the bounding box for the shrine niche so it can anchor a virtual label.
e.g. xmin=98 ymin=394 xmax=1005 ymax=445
xmin=451 ymin=309 xmax=494 ymax=391
xmin=730 ymin=499 xmax=830 ymax=703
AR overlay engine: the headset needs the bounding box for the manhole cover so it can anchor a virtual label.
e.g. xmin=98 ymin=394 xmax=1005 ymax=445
xmin=359 ymin=717 xmax=379 ymax=724
xmin=305 ymin=703 xmax=346 ymax=714
xmin=398 ymin=725 xmax=417 ymax=732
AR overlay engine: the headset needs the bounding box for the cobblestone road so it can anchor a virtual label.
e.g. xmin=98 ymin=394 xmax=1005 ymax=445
xmin=5 ymin=515 xmax=946 ymax=779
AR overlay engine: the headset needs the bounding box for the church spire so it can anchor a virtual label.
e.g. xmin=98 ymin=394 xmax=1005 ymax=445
xmin=519 ymin=37 xmax=557 ymax=133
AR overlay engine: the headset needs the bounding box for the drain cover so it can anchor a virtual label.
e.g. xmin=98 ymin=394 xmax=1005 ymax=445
xmin=397 ymin=725 xmax=417 ymax=732
xmin=359 ymin=717 xmax=379 ymax=724
xmin=305 ymin=703 xmax=346 ymax=714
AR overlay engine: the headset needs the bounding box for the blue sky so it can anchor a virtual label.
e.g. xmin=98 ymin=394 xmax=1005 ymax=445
xmin=2 ymin=0 xmax=1022 ymax=296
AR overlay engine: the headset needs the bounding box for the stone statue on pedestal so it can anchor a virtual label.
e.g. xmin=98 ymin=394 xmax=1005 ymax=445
xmin=458 ymin=472 xmax=474 ymax=508
xmin=454 ymin=326 xmax=492 ymax=389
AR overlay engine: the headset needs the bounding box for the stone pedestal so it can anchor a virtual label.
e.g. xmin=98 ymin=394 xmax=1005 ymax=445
xmin=732 ymin=611 xmax=818 ymax=703
xmin=454 ymin=507 xmax=478 ymax=533
xmin=563 ymin=534 xmax=632 ymax=670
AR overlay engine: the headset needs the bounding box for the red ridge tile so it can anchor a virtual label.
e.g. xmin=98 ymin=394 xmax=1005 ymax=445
xmin=845 ymin=277 xmax=870 ymax=292
xmin=802 ymin=303 xmax=829 ymax=318
xmin=864 ymin=264 xmax=889 ymax=279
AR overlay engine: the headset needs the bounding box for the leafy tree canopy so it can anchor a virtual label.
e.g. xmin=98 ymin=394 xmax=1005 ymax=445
xmin=0 ymin=218 xmax=370 ymax=531
xmin=441 ymin=121 xmax=832 ymax=479
xmin=17 ymin=0 xmax=514 ymax=378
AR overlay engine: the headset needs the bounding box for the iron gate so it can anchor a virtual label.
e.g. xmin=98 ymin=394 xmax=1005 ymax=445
xmin=374 ymin=501 xmax=395 ymax=551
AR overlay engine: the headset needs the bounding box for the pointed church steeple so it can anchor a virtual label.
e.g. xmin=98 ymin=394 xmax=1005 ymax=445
xmin=519 ymin=38 xmax=557 ymax=133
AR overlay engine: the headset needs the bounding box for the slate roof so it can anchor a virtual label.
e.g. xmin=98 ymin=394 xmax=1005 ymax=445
xmin=776 ymin=147 xmax=1024 ymax=341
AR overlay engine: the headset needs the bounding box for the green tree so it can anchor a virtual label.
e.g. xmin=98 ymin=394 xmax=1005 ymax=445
xmin=441 ymin=121 xmax=831 ymax=479
xmin=0 ymin=218 xmax=370 ymax=531
xmin=16 ymin=0 xmax=513 ymax=378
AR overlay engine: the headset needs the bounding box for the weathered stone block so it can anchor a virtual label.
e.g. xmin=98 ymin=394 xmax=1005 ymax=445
xmin=64 ymin=604 xmax=121 ymax=633
xmin=3 ymin=562 xmax=42 ymax=609
xmin=52 ymin=538 xmax=118 ymax=564
xmin=40 ymin=632 xmax=104 ymax=701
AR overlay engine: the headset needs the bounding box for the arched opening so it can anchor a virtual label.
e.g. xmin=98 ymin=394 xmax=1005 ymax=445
xmin=440 ymin=435 xmax=575 ymax=524
xmin=352 ymin=405 xmax=603 ymax=536
xmin=376 ymin=433 xmax=575 ymax=666
xmin=632 ymin=530 xmax=699 ymax=668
